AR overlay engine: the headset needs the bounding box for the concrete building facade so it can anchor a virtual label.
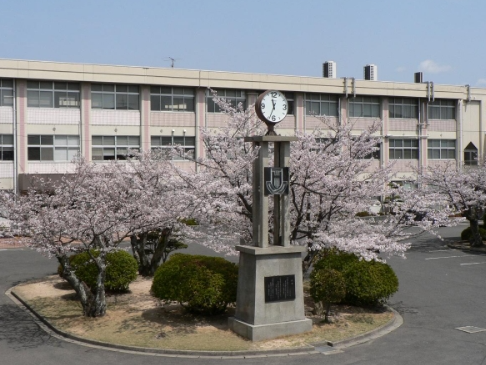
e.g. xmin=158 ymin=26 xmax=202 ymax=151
xmin=0 ymin=58 xmax=484 ymax=191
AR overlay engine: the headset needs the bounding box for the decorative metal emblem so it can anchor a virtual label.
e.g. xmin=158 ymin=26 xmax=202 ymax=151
xmin=264 ymin=167 xmax=289 ymax=196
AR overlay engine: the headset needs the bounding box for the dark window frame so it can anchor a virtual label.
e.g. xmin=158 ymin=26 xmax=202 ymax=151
xmin=27 ymin=81 xmax=80 ymax=108
xmin=305 ymin=93 xmax=339 ymax=117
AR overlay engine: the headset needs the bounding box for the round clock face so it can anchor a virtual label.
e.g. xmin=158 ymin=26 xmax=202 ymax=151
xmin=256 ymin=90 xmax=288 ymax=124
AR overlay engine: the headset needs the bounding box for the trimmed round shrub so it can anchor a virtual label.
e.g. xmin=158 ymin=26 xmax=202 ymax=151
xmin=310 ymin=268 xmax=346 ymax=321
xmin=151 ymin=253 xmax=238 ymax=315
xmin=461 ymin=227 xmax=486 ymax=241
xmin=311 ymin=249 xmax=399 ymax=307
xmin=342 ymin=260 xmax=399 ymax=306
xmin=313 ymin=249 xmax=360 ymax=273
xmin=59 ymin=250 xmax=138 ymax=292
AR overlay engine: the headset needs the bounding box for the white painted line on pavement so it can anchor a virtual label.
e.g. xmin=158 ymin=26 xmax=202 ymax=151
xmin=425 ymin=255 xmax=474 ymax=260
xmin=460 ymin=262 xmax=486 ymax=266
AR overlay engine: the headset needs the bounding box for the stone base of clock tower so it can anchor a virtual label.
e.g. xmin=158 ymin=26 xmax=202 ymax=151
xmin=228 ymin=245 xmax=313 ymax=342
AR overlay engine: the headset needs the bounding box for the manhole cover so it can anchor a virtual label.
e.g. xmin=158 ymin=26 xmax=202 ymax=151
xmin=456 ymin=326 xmax=486 ymax=334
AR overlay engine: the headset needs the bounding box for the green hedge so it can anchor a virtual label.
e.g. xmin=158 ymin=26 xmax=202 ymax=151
xmin=311 ymin=249 xmax=398 ymax=307
xmin=59 ymin=250 xmax=138 ymax=292
xmin=342 ymin=260 xmax=398 ymax=306
xmin=461 ymin=227 xmax=486 ymax=241
xmin=151 ymin=253 xmax=238 ymax=315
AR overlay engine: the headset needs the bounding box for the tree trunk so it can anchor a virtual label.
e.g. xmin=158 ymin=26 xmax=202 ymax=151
xmin=324 ymin=301 xmax=332 ymax=323
xmin=131 ymin=233 xmax=152 ymax=276
xmin=468 ymin=218 xmax=484 ymax=248
xmin=57 ymin=255 xmax=106 ymax=317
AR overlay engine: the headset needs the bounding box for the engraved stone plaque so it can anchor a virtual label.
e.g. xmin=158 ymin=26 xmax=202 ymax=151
xmin=264 ymin=275 xmax=296 ymax=303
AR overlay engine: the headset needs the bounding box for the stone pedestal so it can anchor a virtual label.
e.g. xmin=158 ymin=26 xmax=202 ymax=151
xmin=228 ymin=245 xmax=312 ymax=341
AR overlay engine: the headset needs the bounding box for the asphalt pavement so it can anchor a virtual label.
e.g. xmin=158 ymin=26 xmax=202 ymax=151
xmin=2 ymin=222 xmax=486 ymax=364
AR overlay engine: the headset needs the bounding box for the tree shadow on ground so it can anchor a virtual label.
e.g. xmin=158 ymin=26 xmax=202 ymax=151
xmin=0 ymin=303 xmax=63 ymax=350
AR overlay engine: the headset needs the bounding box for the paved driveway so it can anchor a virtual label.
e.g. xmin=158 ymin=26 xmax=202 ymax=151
xmin=1 ymin=224 xmax=486 ymax=365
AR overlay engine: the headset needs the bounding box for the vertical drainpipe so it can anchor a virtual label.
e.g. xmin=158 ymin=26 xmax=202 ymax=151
xmin=12 ymin=79 xmax=17 ymax=196
xmin=417 ymin=97 xmax=422 ymax=185
xmin=458 ymin=99 xmax=463 ymax=170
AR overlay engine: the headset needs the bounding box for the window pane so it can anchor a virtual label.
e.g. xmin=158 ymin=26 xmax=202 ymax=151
xmin=116 ymin=93 xmax=128 ymax=109
xmin=2 ymin=89 xmax=13 ymax=106
xmin=102 ymin=84 xmax=115 ymax=92
xmin=116 ymin=147 xmax=127 ymax=159
xmin=444 ymin=107 xmax=455 ymax=119
xmin=173 ymin=87 xmax=184 ymax=95
xmin=128 ymin=94 xmax=139 ymax=110
xmin=431 ymin=149 xmax=440 ymax=159
xmin=28 ymin=135 xmax=40 ymax=145
xmin=67 ymin=136 xmax=80 ymax=146
xmin=92 ymin=136 xmax=103 ymax=145
xmin=68 ymin=83 xmax=80 ymax=91
xmin=151 ymin=95 xmax=161 ymax=111
xmin=412 ymin=150 xmax=418 ymax=159
xmin=40 ymin=82 xmax=52 ymax=90
xmin=150 ymin=86 xmax=160 ymax=94
xmin=54 ymin=82 xmax=67 ymax=90
xmin=2 ymin=135 xmax=13 ymax=144
xmin=92 ymin=148 xmax=103 ymax=160
xmin=173 ymin=136 xmax=184 ymax=145
xmin=54 ymin=148 xmax=68 ymax=161
xmin=162 ymin=137 xmax=172 ymax=145
xmin=39 ymin=91 xmax=53 ymax=107
xmin=28 ymin=147 xmax=40 ymax=160
xmin=151 ymin=136 xmax=161 ymax=146
xmin=161 ymin=96 xmax=172 ymax=111
xmin=1 ymin=79 xmax=13 ymax=88
xmin=447 ymin=149 xmax=456 ymax=159
xmin=128 ymin=85 xmax=139 ymax=93
xmin=67 ymin=148 xmax=79 ymax=161
xmin=185 ymin=137 xmax=195 ymax=146
xmin=41 ymin=135 xmax=53 ymax=145
xmin=27 ymin=91 xmax=39 ymax=107
xmin=116 ymin=85 xmax=128 ymax=93
xmin=54 ymin=135 xmax=67 ymax=145
xmin=3 ymin=147 xmax=14 ymax=160
xmin=428 ymin=139 xmax=440 ymax=148
xmin=404 ymin=149 xmax=411 ymax=159
xmin=173 ymin=97 xmax=184 ymax=111
xmin=91 ymin=93 xmax=102 ymax=108
xmin=363 ymin=104 xmax=371 ymax=117
xmin=128 ymin=136 xmax=139 ymax=145
xmin=116 ymin=136 xmax=128 ymax=145
xmin=104 ymin=136 xmax=115 ymax=145
xmin=160 ymin=87 xmax=171 ymax=94
xmin=27 ymin=81 xmax=40 ymax=89
xmin=40 ymin=147 xmax=54 ymax=161
xmin=103 ymin=148 xmax=115 ymax=160
xmin=91 ymin=84 xmax=102 ymax=92
xmin=102 ymin=94 xmax=115 ymax=109
xmin=184 ymin=98 xmax=194 ymax=111
xmin=429 ymin=106 xmax=440 ymax=119
xmin=184 ymin=88 xmax=195 ymax=96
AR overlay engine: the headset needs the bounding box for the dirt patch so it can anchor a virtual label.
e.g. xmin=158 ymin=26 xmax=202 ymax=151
xmin=12 ymin=275 xmax=394 ymax=351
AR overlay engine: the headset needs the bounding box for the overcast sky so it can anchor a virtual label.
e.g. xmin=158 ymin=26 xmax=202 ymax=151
xmin=1 ymin=0 xmax=485 ymax=87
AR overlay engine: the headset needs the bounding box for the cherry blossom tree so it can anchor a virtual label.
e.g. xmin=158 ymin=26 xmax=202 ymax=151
xmin=1 ymin=160 xmax=134 ymax=317
xmin=115 ymin=151 xmax=194 ymax=276
xmin=420 ymin=161 xmax=486 ymax=247
xmin=174 ymin=91 xmax=449 ymax=266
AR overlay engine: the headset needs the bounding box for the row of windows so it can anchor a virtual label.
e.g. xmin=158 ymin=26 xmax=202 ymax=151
xmin=3 ymin=79 xmax=458 ymax=120
xmin=0 ymin=135 xmax=478 ymax=164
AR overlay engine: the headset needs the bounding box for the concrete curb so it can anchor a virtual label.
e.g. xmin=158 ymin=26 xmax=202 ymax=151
xmin=6 ymin=286 xmax=403 ymax=358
